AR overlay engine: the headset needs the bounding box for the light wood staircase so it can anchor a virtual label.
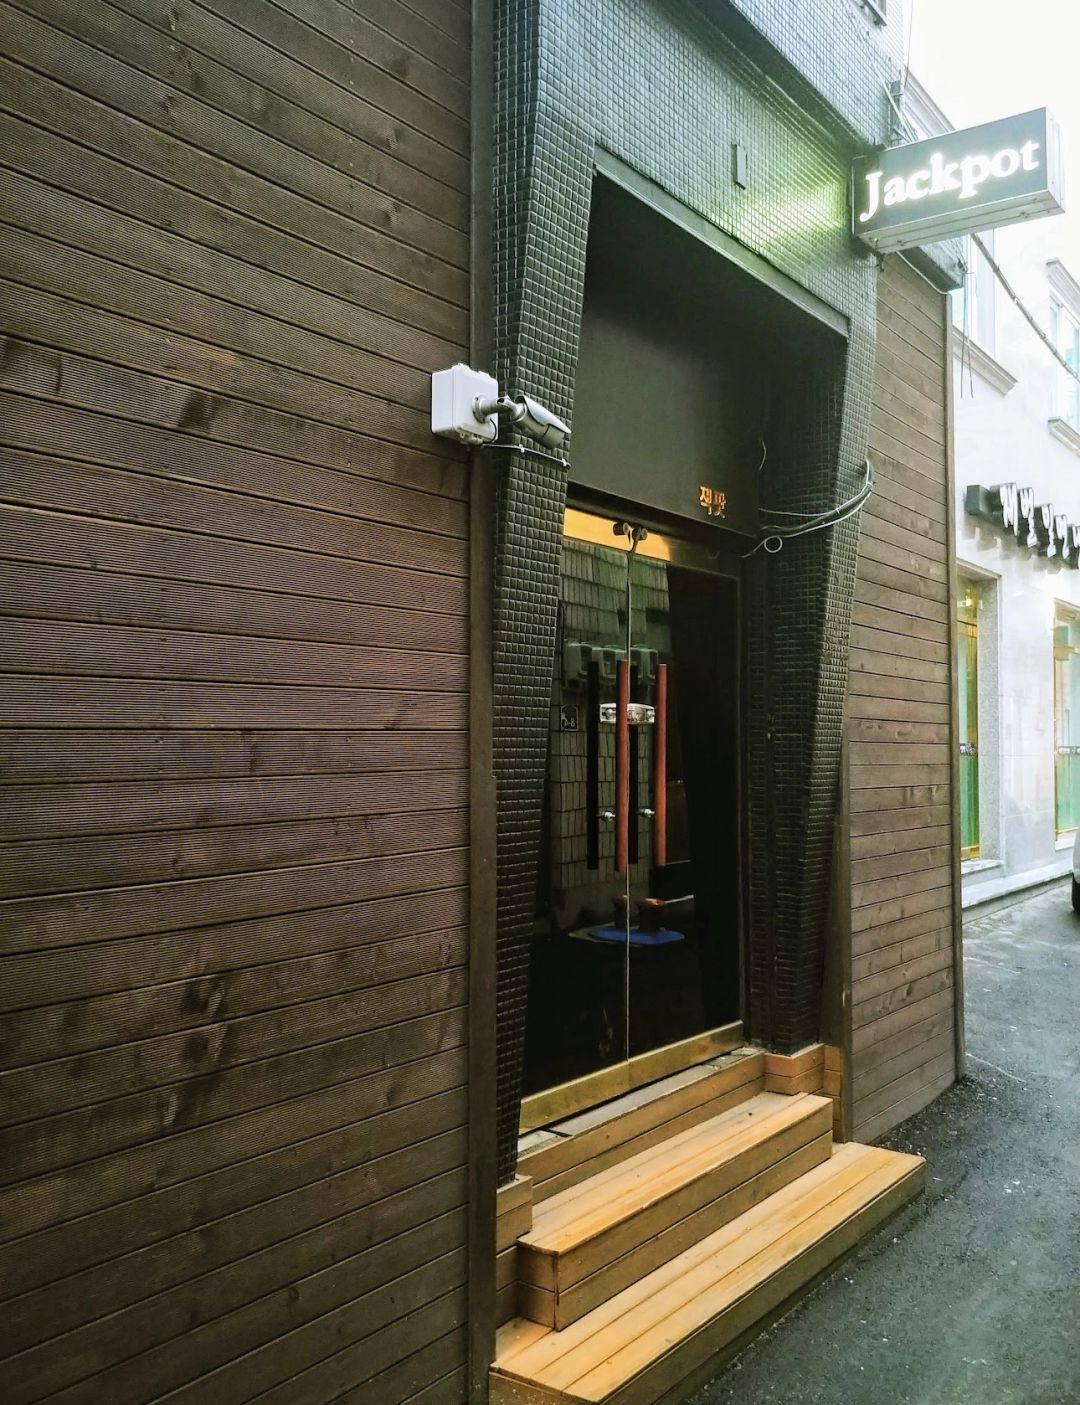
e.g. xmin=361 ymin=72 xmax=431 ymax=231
xmin=492 ymin=1047 xmax=924 ymax=1405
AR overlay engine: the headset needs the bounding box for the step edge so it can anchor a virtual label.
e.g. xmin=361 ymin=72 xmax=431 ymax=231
xmin=496 ymin=1154 xmax=924 ymax=1401
xmin=533 ymin=1091 xmax=814 ymax=1219
xmin=520 ymin=1057 xmax=763 ymax=1156
xmin=546 ymin=1049 xmax=763 ymax=1139
xmin=497 ymin=1146 xmax=920 ymax=1374
xmin=522 ymin=1074 xmax=769 ymax=1205
xmin=604 ymin=1158 xmax=925 ymax=1405
xmin=517 ymin=1119 xmax=833 ymax=1298
xmin=523 ymin=1100 xmax=833 ymax=1254
xmin=547 ymin=1133 xmax=835 ymax=1328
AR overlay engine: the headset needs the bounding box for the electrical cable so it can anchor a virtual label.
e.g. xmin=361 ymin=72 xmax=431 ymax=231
xmin=745 ymin=491 xmax=872 ymax=559
xmin=972 ymin=231 xmax=1080 ymax=388
xmin=755 ymin=381 xmax=770 ymax=476
xmin=883 ymin=82 xmax=918 ymax=145
xmin=744 ymin=460 xmax=875 ymax=558
xmin=760 ymin=459 xmax=874 ymax=528
xmin=483 ymin=441 xmax=570 ymax=468
xmin=903 ymin=0 xmax=916 ymax=96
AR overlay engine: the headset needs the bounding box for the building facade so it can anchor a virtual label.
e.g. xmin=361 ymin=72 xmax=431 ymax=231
xmin=905 ymin=78 xmax=1080 ymax=907
xmin=0 ymin=3 xmax=967 ymax=1404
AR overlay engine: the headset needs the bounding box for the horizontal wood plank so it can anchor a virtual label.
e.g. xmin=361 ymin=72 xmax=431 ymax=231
xmin=851 ymin=822 xmax=952 ymax=856
xmin=852 ymin=1048 xmax=954 ymax=1127
xmin=0 ymin=616 xmax=467 ymax=691
xmin=0 ymin=443 xmax=467 ymax=573
xmin=0 ymin=1049 xmax=467 ymax=1249
xmin=0 ymin=676 xmax=467 ymax=730
xmin=0 ymin=222 xmax=437 ymax=411
xmin=0 ymin=560 xmax=468 ymax=653
xmin=0 ymin=504 xmax=468 ymax=618
xmin=0 ymin=887 xmax=468 ymax=1011
xmin=849 ymin=782 xmax=951 ymax=813
xmin=852 ymin=902 xmax=954 ymax=958
xmin=0 ymin=0 xmax=471 ymax=1394
xmin=0 ymin=278 xmax=445 ymax=452
xmin=0 ymin=165 xmax=462 ymax=372
xmin=852 ymin=986 xmax=956 ymax=1055
xmin=0 ymin=728 xmax=466 ymax=784
xmin=0 ymin=807 xmax=467 ymax=897
xmin=851 ymin=924 xmax=953 ymax=983
xmin=853 ymin=1067 xmax=954 ymax=1145
xmin=0 ymin=992 xmax=467 ymax=1184
xmin=5 ymin=2 xmax=470 ymax=254
xmin=1 ymin=1124 xmax=467 ymax=1353
xmin=0 ymin=77 xmax=468 ymax=329
xmin=0 ymin=961 xmax=468 ymax=1130
xmin=847 ymin=695 xmax=951 ymax=726
xmin=5 ymin=1200 xmax=467 ymax=1404
xmin=851 ymin=602 xmax=948 ymax=646
xmin=0 ymin=326 xmax=468 ymax=497
xmin=1 ymin=843 xmax=468 ymax=954
xmin=851 ymin=844 xmax=953 ymax=884
xmin=847 ymin=258 xmax=957 ymax=1143
xmin=848 ymin=718 xmax=950 ymax=745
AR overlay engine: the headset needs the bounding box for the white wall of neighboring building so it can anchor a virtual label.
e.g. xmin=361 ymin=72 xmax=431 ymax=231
xmin=905 ymin=77 xmax=1080 ymax=904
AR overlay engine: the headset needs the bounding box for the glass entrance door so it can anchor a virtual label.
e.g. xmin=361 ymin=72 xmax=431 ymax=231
xmin=522 ymin=509 xmax=743 ymax=1099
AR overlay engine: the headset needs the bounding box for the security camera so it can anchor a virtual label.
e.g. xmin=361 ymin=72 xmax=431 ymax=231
xmin=508 ymin=393 xmax=570 ymax=451
xmin=474 ymin=391 xmax=570 ymax=452
xmin=431 ymin=366 xmax=570 ymax=452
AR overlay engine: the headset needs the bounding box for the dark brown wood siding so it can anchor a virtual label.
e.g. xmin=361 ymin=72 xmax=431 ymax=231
xmin=846 ymin=255 xmax=960 ymax=1144
xmin=0 ymin=2 xmax=471 ymax=1401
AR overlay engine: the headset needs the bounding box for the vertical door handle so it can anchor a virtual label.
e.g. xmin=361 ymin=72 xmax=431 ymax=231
xmin=615 ymin=658 xmax=629 ymax=875
xmin=653 ymin=662 xmax=667 ymax=868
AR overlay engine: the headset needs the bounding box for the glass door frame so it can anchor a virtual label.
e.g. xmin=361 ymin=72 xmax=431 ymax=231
xmin=518 ymin=501 xmax=749 ymax=1132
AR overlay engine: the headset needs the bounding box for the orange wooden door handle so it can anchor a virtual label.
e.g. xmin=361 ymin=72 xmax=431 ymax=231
xmin=615 ymin=658 xmax=629 ymax=875
xmin=654 ymin=661 xmax=667 ymax=868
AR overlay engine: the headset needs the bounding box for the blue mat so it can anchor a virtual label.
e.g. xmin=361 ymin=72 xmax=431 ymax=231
xmin=586 ymin=924 xmax=684 ymax=946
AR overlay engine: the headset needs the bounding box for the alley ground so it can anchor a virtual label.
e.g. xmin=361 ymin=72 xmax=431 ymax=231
xmin=692 ymin=881 xmax=1080 ymax=1405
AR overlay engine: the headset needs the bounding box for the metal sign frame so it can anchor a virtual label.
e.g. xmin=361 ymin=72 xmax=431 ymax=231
xmin=853 ymin=108 xmax=1064 ymax=252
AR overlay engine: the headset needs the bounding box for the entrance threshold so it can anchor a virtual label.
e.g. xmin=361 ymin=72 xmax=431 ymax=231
xmin=519 ymin=1022 xmax=744 ymax=1135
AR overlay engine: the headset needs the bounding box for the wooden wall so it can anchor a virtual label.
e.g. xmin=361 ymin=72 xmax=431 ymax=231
xmin=846 ymin=255 xmax=960 ymax=1144
xmin=0 ymin=2 xmax=472 ymax=1402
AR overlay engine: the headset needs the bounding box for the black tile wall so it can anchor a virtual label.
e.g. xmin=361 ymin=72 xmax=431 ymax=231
xmin=489 ymin=0 xmax=907 ymax=1180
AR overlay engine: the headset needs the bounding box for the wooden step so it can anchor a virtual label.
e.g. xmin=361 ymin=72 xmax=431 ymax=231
xmin=517 ymin=1092 xmax=833 ymax=1328
xmin=492 ymin=1142 xmax=924 ymax=1405
xmin=518 ymin=1048 xmax=765 ymax=1204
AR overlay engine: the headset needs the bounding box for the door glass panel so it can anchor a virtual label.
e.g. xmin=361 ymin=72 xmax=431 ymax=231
xmin=523 ymin=511 xmax=742 ymax=1097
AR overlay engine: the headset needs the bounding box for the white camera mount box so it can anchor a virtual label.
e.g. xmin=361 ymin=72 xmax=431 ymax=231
xmin=431 ymin=364 xmax=499 ymax=445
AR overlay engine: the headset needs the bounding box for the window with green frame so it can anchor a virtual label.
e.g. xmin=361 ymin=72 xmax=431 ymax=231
xmin=957 ymin=583 xmax=980 ymax=858
xmin=1054 ymin=606 xmax=1080 ymax=835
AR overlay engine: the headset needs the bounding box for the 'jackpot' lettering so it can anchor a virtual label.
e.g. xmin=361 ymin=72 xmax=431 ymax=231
xmin=860 ymin=140 xmax=1041 ymax=223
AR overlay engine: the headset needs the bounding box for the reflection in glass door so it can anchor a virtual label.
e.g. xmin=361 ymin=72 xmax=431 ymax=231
xmin=522 ymin=510 xmax=742 ymax=1098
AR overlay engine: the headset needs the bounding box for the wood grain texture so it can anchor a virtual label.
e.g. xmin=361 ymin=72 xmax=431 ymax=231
xmin=492 ymin=1145 xmax=925 ymax=1404
xmin=845 ymin=257 xmax=959 ymax=1141
xmin=0 ymin=1 xmax=471 ymax=1399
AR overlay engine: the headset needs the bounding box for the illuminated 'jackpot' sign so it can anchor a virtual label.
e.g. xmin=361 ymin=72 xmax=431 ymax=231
xmin=852 ymin=109 xmax=1064 ymax=252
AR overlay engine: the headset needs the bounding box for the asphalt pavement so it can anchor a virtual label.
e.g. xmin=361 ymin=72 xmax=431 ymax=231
xmin=690 ymin=880 xmax=1080 ymax=1405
